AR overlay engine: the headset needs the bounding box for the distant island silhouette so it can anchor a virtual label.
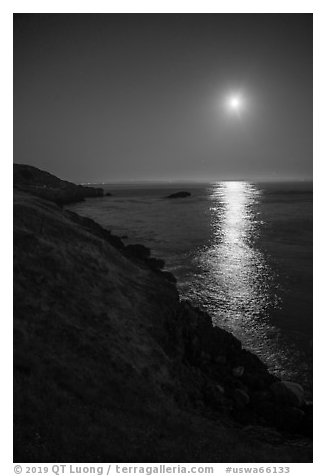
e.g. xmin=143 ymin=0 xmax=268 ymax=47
xmin=165 ymin=191 xmax=191 ymax=199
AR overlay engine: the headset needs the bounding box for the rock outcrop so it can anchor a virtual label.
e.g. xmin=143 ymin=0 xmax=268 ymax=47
xmin=271 ymin=381 xmax=305 ymax=407
xmin=165 ymin=191 xmax=191 ymax=199
xmin=14 ymin=163 xmax=103 ymax=205
xmin=13 ymin=174 xmax=312 ymax=462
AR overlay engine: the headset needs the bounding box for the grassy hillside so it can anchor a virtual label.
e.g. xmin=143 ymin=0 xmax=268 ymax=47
xmin=13 ymin=188 xmax=312 ymax=462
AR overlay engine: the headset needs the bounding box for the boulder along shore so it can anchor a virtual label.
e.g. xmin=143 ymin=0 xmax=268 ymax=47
xmin=13 ymin=166 xmax=312 ymax=462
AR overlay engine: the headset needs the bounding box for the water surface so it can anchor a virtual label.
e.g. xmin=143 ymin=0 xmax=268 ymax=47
xmin=68 ymin=181 xmax=313 ymax=392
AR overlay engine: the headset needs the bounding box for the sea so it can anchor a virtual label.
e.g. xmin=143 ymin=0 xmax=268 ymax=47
xmin=67 ymin=181 xmax=313 ymax=395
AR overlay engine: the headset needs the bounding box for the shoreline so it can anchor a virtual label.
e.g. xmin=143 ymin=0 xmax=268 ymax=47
xmin=67 ymin=190 xmax=312 ymax=397
xmin=71 ymin=203 xmax=312 ymax=394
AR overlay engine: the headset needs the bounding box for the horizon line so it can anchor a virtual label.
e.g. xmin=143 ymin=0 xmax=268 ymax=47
xmin=80 ymin=177 xmax=313 ymax=186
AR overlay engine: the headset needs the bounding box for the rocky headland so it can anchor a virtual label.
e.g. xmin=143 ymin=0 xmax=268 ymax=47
xmin=13 ymin=166 xmax=312 ymax=462
xmin=14 ymin=163 xmax=104 ymax=205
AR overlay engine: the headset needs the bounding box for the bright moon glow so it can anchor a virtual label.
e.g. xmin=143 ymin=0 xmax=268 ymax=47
xmin=230 ymin=97 xmax=241 ymax=109
xmin=228 ymin=95 xmax=242 ymax=112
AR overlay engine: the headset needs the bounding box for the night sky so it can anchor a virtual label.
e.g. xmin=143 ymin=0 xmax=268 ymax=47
xmin=14 ymin=14 xmax=312 ymax=183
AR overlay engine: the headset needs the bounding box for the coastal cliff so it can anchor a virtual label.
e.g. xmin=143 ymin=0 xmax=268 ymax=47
xmin=14 ymin=164 xmax=104 ymax=205
xmin=13 ymin=168 xmax=312 ymax=462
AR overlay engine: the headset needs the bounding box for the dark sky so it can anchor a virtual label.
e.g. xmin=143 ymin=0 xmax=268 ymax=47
xmin=14 ymin=14 xmax=312 ymax=183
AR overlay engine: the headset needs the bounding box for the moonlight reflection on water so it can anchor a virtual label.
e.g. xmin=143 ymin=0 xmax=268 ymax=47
xmin=208 ymin=182 xmax=272 ymax=322
xmin=195 ymin=182 xmax=286 ymax=369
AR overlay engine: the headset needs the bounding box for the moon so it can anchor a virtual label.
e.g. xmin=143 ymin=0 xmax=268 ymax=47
xmin=230 ymin=96 xmax=241 ymax=109
xmin=227 ymin=94 xmax=243 ymax=113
